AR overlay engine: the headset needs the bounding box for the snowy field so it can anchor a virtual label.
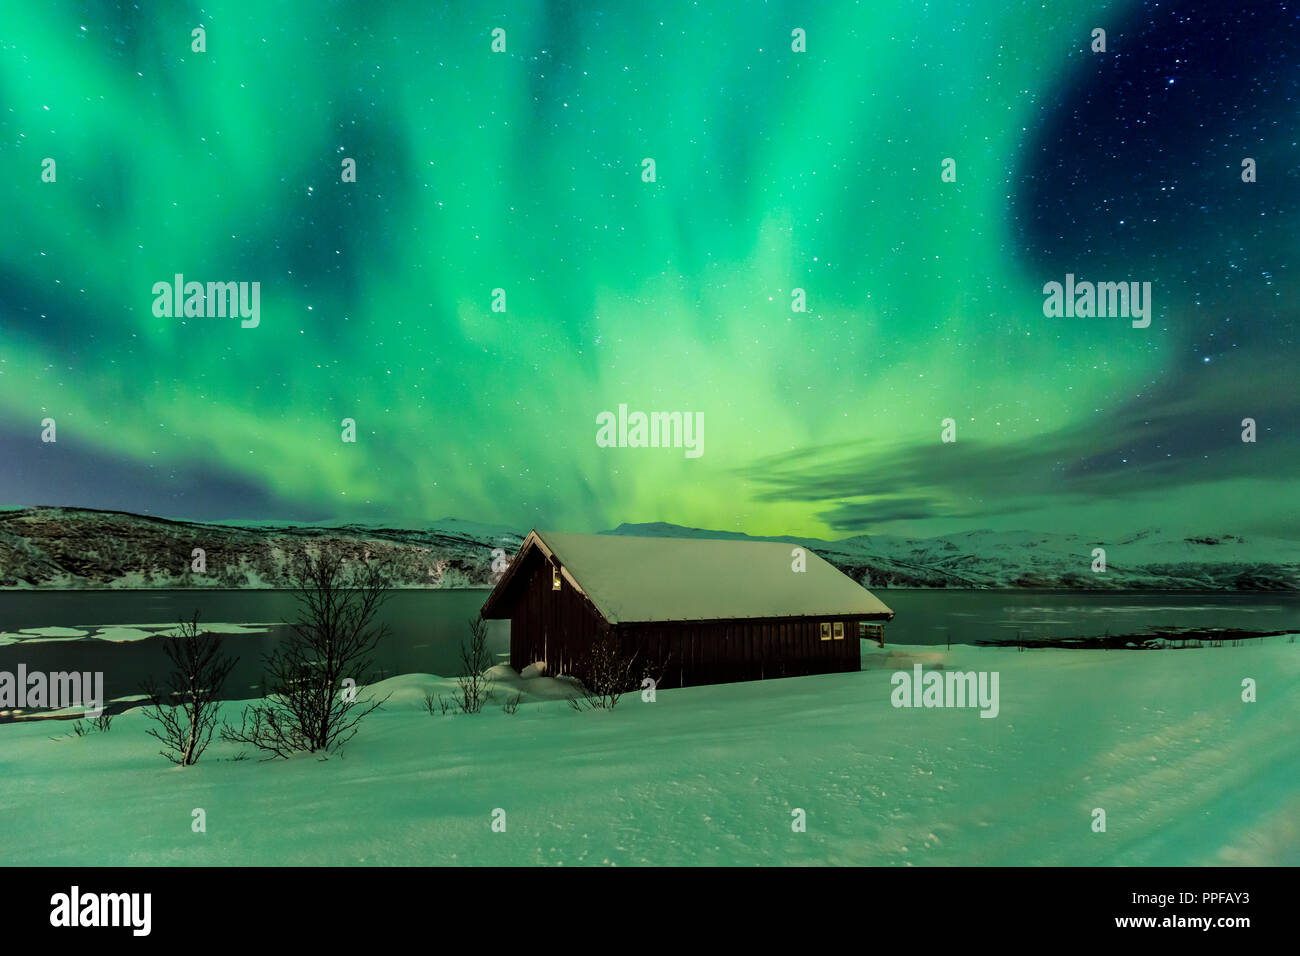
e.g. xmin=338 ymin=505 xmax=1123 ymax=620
xmin=1 ymin=640 xmax=1297 ymax=866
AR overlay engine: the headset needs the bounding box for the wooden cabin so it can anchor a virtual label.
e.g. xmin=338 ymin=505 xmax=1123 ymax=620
xmin=480 ymin=530 xmax=895 ymax=689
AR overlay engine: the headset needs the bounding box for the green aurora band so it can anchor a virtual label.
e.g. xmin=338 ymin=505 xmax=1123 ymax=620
xmin=3 ymin=1 xmax=1297 ymax=539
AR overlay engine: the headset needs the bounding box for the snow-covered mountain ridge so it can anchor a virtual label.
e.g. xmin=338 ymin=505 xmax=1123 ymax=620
xmin=0 ymin=507 xmax=1295 ymax=590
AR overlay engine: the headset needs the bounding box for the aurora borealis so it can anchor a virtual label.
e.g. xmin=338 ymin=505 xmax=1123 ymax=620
xmin=3 ymin=0 xmax=1298 ymax=540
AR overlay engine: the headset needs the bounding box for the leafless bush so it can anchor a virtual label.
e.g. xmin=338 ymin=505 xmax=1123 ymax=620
xmin=455 ymin=616 xmax=495 ymax=714
xmin=55 ymin=711 xmax=115 ymax=741
xmin=58 ymin=720 xmax=89 ymax=739
xmin=89 ymin=712 xmax=114 ymax=733
xmin=423 ymin=690 xmax=457 ymax=716
xmin=141 ymin=612 xmax=236 ymax=765
xmin=569 ymin=631 xmax=639 ymax=712
xmin=222 ymin=547 xmax=390 ymax=758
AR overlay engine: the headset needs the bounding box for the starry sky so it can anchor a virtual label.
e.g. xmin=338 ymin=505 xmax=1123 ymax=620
xmin=2 ymin=0 xmax=1297 ymax=540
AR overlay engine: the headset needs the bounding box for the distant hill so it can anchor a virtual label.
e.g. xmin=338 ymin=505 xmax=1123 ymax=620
xmin=0 ymin=507 xmax=523 ymax=589
xmin=603 ymin=523 xmax=1300 ymax=591
xmin=0 ymin=507 xmax=1296 ymax=590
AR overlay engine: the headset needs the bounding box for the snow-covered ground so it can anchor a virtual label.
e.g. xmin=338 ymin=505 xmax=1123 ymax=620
xmin=1 ymin=641 xmax=1296 ymax=865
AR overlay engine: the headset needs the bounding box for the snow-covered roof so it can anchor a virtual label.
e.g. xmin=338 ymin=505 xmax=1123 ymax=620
xmin=522 ymin=530 xmax=894 ymax=625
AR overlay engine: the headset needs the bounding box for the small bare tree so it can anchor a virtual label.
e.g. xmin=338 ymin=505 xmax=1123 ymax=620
xmin=142 ymin=612 xmax=237 ymax=766
xmin=569 ymin=630 xmax=638 ymax=711
xmin=422 ymin=691 xmax=456 ymax=716
xmin=456 ymin=616 xmax=495 ymax=714
xmin=222 ymin=547 xmax=391 ymax=758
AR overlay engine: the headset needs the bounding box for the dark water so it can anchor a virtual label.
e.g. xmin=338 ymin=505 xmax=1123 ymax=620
xmin=0 ymin=589 xmax=505 ymax=709
xmin=1 ymin=588 xmax=1297 ymax=710
xmin=876 ymin=589 xmax=1300 ymax=646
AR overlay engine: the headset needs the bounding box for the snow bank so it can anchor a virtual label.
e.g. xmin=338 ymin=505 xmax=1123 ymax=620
xmin=1 ymin=640 xmax=1296 ymax=865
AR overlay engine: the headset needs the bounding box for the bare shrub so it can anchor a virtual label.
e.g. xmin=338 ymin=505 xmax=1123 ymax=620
xmin=455 ymin=616 xmax=495 ymax=714
xmin=89 ymin=711 xmax=114 ymax=733
xmin=222 ymin=547 xmax=390 ymax=758
xmin=141 ymin=612 xmax=236 ymax=765
xmin=569 ymin=630 xmax=638 ymax=712
xmin=423 ymin=690 xmax=457 ymax=716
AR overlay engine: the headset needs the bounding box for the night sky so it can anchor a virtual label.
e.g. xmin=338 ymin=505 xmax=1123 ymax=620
xmin=3 ymin=0 xmax=1297 ymax=540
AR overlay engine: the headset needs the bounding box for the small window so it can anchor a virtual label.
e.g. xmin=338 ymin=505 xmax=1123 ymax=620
xmin=552 ymin=565 xmax=561 ymax=590
xmin=820 ymin=622 xmax=831 ymax=641
xmin=833 ymin=622 xmax=844 ymax=640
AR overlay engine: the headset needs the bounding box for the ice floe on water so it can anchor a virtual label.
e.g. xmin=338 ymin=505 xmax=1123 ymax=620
xmin=0 ymin=621 xmax=275 ymax=645
xmin=1006 ymin=604 xmax=1283 ymax=615
xmin=0 ymin=626 xmax=91 ymax=645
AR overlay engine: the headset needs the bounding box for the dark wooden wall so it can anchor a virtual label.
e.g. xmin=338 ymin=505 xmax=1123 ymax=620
xmin=508 ymin=551 xmax=608 ymax=675
xmin=618 ymin=616 xmax=865 ymax=689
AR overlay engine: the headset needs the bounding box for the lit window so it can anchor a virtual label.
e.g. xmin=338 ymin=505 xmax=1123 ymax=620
xmin=820 ymin=622 xmax=831 ymax=641
xmin=833 ymin=622 xmax=844 ymax=640
xmin=552 ymin=566 xmax=561 ymax=590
